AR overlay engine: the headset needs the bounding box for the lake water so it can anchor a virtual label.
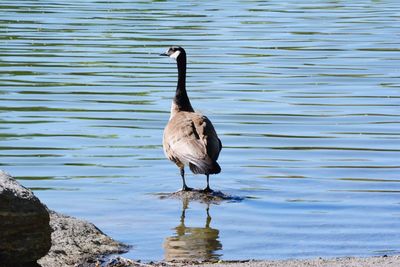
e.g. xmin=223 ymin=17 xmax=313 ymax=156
xmin=1 ymin=0 xmax=400 ymax=262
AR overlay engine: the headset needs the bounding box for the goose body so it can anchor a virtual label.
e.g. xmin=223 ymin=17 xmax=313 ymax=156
xmin=161 ymin=46 xmax=222 ymax=192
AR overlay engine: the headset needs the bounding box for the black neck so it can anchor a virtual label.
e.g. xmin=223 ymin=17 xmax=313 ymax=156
xmin=174 ymin=52 xmax=193 ymax=112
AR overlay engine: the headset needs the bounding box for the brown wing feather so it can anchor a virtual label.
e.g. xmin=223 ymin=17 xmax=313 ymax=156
xmin=163 ymin=111 xmax=222 ymax=174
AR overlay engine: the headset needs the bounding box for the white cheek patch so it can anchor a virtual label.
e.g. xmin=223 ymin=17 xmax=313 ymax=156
xmin=170 ymin=50 xmax=181 ymax=59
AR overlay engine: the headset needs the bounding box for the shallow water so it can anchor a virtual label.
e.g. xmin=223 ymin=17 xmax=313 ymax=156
xmin=1 ymin=0 xmax=400 ymax=261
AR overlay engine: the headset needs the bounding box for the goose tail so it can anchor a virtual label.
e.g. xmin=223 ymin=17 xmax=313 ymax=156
xmin=189 ymin=161 xmax=221 ymax=175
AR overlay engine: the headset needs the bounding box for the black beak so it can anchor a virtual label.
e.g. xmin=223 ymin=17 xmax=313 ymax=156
xmin=160 ymin=53 xmax=168 ymax=56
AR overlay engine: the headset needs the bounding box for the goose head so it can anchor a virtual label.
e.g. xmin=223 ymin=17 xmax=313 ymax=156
xmin=160 ymin=46 xmax=186 ymax=60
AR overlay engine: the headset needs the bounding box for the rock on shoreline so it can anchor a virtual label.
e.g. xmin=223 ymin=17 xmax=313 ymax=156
xmin=39 ymin=210 xmax=129 ymax=267
xmin=0 ymin=170 xmax=128 ymax=267
xmin=0 ymin=171 xmax=51 ymax=266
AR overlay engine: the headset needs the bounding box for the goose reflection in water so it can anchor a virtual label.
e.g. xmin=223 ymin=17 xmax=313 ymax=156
xmin=163 ymin=198 xmax=222 ymax=262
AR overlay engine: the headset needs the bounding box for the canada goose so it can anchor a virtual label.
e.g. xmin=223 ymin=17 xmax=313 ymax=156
xmin=160 ymin=46 xmax=222 ymax=192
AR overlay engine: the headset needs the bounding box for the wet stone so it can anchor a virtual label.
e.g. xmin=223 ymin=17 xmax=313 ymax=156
xmin=158 ymin=189 xmax=244 ymax=204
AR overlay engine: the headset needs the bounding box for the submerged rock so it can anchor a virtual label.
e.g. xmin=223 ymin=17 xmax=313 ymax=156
xmin=158 ymin=189 xmax=244 ymax=204
xmin=0 ymin=170 xmax=52 ymax=266
xmin=39 ymin=211 xmax=129 ymax=267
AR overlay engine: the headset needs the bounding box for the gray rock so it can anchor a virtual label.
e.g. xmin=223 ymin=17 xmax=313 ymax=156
xmin=39 ymin=211 xmax=129 ymax=267
xmin=0 ymin=170 xmax=52 ymax=266
xmin=0 ymin=170 xmax=128 ymax=266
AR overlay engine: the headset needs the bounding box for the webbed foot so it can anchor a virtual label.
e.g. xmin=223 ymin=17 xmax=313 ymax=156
xmin=182 ymin=185 xmax=193 ymax=191
xmin=202 ymin=186 xmax=213 ymax=193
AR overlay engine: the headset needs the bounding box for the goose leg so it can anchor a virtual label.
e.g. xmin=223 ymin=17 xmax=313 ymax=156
xmin=203 ymin=174 xmax=213 ymax=193
xmin=180 ymin=168 xmax=192 ymax=191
